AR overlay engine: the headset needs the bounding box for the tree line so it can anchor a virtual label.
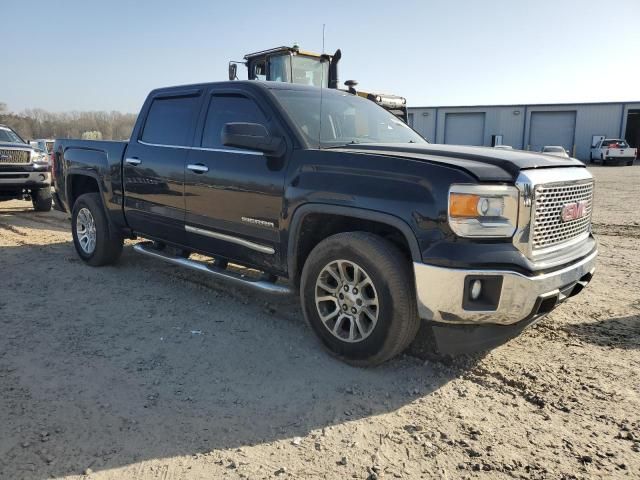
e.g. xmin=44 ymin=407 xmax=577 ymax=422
xmin=0 ymin=102 xmax=137 ymax=141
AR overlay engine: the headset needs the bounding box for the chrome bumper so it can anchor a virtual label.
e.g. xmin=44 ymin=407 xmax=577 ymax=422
xmin=0 ymin=171 xmax=51 ymax=185
xmin=413 ymin=250 xmax=597 ymax=325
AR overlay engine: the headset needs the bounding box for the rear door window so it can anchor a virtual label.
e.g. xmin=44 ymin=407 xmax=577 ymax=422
xmin=201 ymin=94 xmax=267 ymax=149
xmin=141 ymin=95 xmax=201 ymax=146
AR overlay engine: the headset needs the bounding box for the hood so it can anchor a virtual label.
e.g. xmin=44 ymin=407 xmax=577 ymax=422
xmin=332 ymin=143 xmax=585 ymax=182
xmin=0 ymin=141 xmax=32 ymax=150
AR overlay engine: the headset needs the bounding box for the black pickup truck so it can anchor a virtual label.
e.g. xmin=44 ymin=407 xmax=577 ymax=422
xmin=53 ymin=81 xmax=597 ymax=365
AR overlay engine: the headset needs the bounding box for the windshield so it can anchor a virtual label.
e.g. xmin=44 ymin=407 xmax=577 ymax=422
xmin=0 ymin=126 xmax=25 ymax=144
xmin=273 ymin=88 xmax=425 ymax=148
xmin=291 ymin=56 xmax=328 ymax=88
xmin=267 ymin=54 xmax=329 ymax=88
xmin=268 ymin=54 xmax=291 ymax=83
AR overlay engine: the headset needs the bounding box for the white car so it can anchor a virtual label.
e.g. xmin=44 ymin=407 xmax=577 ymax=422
xmin=541 ymin=146 xmax=570 ymax=158
xmin=590 ymin=139 xmax=636 ymax=166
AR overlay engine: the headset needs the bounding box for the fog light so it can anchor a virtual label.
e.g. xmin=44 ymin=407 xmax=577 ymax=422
xmin=470 ymin=279 xmax=482 ymax=300
xmin=463 ymin=275 xmax=502 ymax=311
xmin=38 ymin=174 xmax=46 ymax=181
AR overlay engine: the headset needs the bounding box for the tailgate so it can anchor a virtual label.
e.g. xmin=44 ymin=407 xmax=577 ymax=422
xmin=608 ymin=148 xmax=632 ymax=157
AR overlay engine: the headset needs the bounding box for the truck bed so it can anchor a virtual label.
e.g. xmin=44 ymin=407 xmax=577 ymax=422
xmin=53 ymin=139 xmax=129 ymax=214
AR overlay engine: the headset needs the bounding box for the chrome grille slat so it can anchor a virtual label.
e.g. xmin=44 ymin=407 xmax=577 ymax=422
xmin=532 ymin=181 xmax=594 ymax=251
xmin=0 ymin=149 xmax=30 ymax=164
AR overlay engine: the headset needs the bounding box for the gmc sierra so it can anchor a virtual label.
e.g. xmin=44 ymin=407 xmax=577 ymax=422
xmin=53 ymin=81 xmax=597 ymax=365
xmin=1 ymin=124 xmax=53 ymax=211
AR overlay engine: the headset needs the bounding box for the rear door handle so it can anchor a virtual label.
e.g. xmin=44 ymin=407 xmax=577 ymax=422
xmin=187 ymin=163 xmax=209 ymax=173
xmin=125 ymin=157 xmax=141 ymax=166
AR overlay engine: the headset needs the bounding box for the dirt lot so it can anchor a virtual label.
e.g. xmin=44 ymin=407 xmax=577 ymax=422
xmin=0 ymin=165 xmax=639 ymax=480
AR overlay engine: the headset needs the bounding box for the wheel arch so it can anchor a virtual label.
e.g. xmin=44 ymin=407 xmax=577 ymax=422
xmin=66 ymin=170 xmax=105 ymax=210
xmin=287 ymin=204 xmax=421 ymax=287
xmin=66 ymin=171 xmax=126 ymax=237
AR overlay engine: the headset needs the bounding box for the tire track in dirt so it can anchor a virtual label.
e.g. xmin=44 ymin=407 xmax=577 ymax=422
xmin=0 ymin=221 xmax=28 ymax=237
xmin=463 ymin=364 xmax=548 ymax=409
xmin=592 ymin=223 xmax=640 ymax=238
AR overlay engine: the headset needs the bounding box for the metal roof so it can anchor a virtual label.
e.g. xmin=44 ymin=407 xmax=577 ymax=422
xmin=409 ymin=100 xmax=640 ymax=109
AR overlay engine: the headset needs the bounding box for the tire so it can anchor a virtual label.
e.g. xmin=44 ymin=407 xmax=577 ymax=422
xmin=31 ymin=187 xmax=53 ymax=212
xmin=71 ymin=192 xmax=123 ymax=266
xmin=300 ymin=232 xmax=420 ymax=366
xmin=627 ymin=160 xmax=634 ymax=166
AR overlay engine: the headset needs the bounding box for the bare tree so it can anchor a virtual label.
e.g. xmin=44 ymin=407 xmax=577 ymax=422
xmin=0 ymin=107 xmax=137 ymax=141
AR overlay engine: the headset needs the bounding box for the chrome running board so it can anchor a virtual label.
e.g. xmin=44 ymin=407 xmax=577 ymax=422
xmin=133 ymin=242 xmax=292 ymax=296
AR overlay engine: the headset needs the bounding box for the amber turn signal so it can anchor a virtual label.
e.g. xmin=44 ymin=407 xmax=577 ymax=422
xmin=449 ymin=193 xmax=480 ymax=218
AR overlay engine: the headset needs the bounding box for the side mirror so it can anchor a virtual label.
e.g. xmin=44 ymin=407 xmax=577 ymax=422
xmin=222 ymin=122 xmax=285 ymax=156
xmin=228 ymin=63 xmax=237 ymax=81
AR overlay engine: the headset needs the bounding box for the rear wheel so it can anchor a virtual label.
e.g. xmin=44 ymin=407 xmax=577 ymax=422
xmin=31 ymin=187 xmax=52 ymax=212
xmin=300 ymin=232 xmax=420 ymax=366
xmin=627 ymin=159 xmax=634 ymax=166
xmin=71 ymin=193 xmax=123 ymax=266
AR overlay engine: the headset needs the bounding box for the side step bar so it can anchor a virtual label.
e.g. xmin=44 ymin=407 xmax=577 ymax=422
xmin=133 ymin=242 xmax=292 ymax=296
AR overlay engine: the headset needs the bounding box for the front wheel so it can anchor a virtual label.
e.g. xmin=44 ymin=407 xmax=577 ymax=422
xmin=32 ymin=187 xmax=52 ymax=212
xmin=71 ymin=193 xmax=123 ymax=266
xmin=300 ymin=232 xmax=420 ymax=366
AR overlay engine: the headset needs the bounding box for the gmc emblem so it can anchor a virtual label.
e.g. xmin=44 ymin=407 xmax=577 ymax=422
xmin=561 ymin=201 xmax=588 ymax=222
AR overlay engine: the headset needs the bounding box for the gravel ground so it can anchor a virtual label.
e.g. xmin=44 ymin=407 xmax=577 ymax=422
xmin=0 ymin=165 xmax=638 ymax=480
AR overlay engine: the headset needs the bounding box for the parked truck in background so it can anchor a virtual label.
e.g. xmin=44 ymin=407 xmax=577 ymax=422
xmin=30 ymin=139 xmax=56 ymax=154
xmin=590 ymin=138 xmax=636 ymax=165
xmin=53 ymin=81 xmax=597 ymax=365
xmin=0 ymin=124 xmax=53 ymax=211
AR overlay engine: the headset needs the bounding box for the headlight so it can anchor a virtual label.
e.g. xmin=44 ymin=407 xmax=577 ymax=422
xmin=31 ymin=150 xmax=49 ymax=167
xmin=448 ymin=184 xmax=519 ymax=238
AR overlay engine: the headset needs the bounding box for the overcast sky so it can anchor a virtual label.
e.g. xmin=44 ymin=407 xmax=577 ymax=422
xmin=3 ymin=0 xmax=639 ymax=113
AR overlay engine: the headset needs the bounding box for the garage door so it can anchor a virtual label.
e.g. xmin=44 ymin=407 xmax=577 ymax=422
xmin=528 ymin=111 xmax=576 ymax=152
xmin=444 ymin=113 xmax=485 ymax=146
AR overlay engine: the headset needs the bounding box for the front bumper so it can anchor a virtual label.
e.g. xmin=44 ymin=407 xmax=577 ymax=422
xmin=413 ymin=249 xmax=597 ymax=326
xmin=0 ymin=171 xmax=51 ymax=189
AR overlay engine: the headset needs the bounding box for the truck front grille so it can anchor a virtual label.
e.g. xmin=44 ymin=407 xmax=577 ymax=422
xmin=0 ymin=149 xmax=30 ymax=164
xmin=532 ymin=181 xmax=594 ymax=251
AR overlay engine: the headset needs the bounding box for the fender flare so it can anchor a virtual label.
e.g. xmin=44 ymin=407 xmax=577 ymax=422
xmin=65 ymin=168 xmax=108 ymax=209
xmin=65 ymin=169 xmax=124 ymax=235
xmin=287 ymin=203 xmax=422 ymax=281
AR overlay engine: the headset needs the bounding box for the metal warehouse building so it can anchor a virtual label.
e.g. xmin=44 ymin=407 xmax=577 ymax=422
xmin=408 ymin=101 xmax=640 ymax=161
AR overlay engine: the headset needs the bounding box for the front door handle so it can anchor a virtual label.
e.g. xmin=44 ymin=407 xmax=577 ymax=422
xmin=187 ymin=163 xmax=209 ymax=173
xmin=125 ymin=157 xmax=141 ymax=166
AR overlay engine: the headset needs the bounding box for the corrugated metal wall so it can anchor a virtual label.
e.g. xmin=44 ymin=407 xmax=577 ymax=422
xmin=408 ymin=102 xmax=637 ymax=161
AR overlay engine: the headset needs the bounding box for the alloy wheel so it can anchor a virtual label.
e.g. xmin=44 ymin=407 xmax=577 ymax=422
xmin=76 ymin=207 xmax=97 ymax=254
xmin=314 ymin=259 xmax=379 ymax=343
